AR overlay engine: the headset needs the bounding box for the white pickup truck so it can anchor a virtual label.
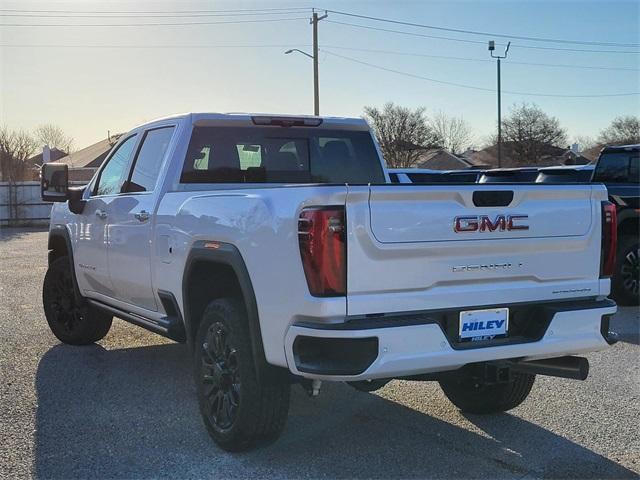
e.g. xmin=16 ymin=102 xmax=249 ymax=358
xmin=41 ymin=113 xmax=618 ymax=451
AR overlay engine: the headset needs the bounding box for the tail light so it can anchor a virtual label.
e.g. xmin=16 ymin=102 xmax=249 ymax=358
xmin=298 ymin=207 xmax=346 ymax=297
xmin=600 ymin=201 xmax=617 ymax=278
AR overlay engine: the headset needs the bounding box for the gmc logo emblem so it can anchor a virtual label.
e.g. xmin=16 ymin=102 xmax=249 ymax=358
xmin=454 ymin=214 xmax=529 ymax=233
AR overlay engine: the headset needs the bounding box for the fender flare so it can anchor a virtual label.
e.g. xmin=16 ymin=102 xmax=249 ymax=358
xmin=182 ymin=241 xmax=280 ymax=380
xmin=48 ymin=225 xmax=83 ymax=302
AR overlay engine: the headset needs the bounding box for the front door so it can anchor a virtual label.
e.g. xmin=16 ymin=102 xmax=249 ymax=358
xmin=106 ymin=126 xmax=176 ymax=312
xmin=73 ymin=134 xmax=138 ymax=299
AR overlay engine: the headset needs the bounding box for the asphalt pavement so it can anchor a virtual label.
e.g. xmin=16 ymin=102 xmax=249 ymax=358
xmin=1 ymin=227 xmax=638 ymax=479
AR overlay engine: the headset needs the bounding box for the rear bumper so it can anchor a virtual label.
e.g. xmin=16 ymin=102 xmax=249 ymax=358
xmin=283 ymin=299 xmax=617 ymax=381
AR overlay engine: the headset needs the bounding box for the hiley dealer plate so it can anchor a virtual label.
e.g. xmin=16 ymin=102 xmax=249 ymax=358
xmin=459 ymin=308 xmax=509 ymax=340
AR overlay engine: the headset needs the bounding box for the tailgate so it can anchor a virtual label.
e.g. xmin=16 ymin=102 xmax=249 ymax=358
xmin=346 ymin=184 xmax=606 ymax=316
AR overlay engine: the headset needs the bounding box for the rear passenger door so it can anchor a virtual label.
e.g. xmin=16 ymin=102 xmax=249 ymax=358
xmin=106 ymin=126 xmax=176 ymax=312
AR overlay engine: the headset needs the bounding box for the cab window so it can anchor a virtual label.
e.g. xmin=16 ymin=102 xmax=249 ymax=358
xmin=125 ymin=127 xmax=175 ymax=193
xmin=93 ymin=135 xmax=137 ymax=196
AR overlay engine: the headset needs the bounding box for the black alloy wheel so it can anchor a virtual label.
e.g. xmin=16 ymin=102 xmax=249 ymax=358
xmin=620 ymin=246 xmax=640 ymax=298
xmin=200 ymin=321 xmax=241 ymax=431
xmin=194 ymin=298 xmax=290 ymax=451
xmin=47 ymin=261 xmax=83 ymax=336
xmin=42 ymin=256 xmax=112 ymax=344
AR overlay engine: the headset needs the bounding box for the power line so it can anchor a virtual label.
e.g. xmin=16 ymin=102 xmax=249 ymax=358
xmin=0 ymin=7 xmax=312 ymax=14
xmin=321 ymin=49 xmax=640 ymax=98
xmin=1 ymin=41 xmax=635 ymax=72
xmin=0 ymin=16 xmax=309 ymax=27
xmin=322 ymin=8 xmax=640 ymax=48
xmin=321 ymin=45 xmax=640 ymax=72
xmin=0 ymin=43 xmax=311 ymax=49
xmin=0 ymin=10 xmax=311 ymax=18
xmin=326 ymin=20 xmax=640 ymax=55
xmin=327 ymin=19 xmax=488 ymax=46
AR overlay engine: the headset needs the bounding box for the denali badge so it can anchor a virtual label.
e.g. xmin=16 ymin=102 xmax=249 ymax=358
xmin=454 ymin=214 xmax=529 ymax=233
xmin=452 ymin=262 xmax=523 ymax=273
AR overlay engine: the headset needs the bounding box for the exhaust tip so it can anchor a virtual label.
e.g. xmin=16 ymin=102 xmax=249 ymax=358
xmin=510 ymin=356 xmax=589 ymax=381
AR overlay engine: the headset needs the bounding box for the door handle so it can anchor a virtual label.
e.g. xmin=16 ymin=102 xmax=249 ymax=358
xmin=134 ymin=210 xmax=150 ymax=222
xmin=95 ymin=209 xmax=108 ymax=220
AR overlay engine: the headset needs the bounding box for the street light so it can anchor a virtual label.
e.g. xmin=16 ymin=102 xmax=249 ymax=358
xmin=285 ymin=49 xmax=313 ymax=59
xmin=489 ymin=40 xmax=511 ymax=168
xmin=284 ymin=11 xmax=327 ymax=116
xmin=284 ymin=48 xmax=319 ymax=115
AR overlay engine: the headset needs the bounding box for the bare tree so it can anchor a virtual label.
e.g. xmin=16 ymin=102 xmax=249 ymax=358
xmin=364 ymin=103 xmax=439 ymax=168
xmin=0 ymin=127 xmax=39 ymax=182
xmin=35 ymin=124 xmax=74 ymax=154
xmin=0 ymin=127 xmax=39 ymax=223
xmin=501 ymin=103 xmax=567 ymax=165
xmin=574 ymin=135 xmax=597 ymax=152
xmin=431 ymin=111 xmax=474 ymax=155
xmin=598 ymin=115 xmax=640 ymax=146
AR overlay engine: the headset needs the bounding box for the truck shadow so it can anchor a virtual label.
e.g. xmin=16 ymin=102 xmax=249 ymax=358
xmin=34 ymin=343 xmax=636 ymax=479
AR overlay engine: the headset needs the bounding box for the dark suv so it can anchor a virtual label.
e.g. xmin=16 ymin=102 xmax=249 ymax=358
xmin=592 ymin=144 xmax=640 ymax=305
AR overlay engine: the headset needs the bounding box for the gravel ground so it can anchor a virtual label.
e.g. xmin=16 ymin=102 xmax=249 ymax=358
xmin=0 ymin=227 xmax=638 ymax=479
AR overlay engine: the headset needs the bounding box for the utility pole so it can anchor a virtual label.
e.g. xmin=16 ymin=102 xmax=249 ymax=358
xmin=488 ymin=40 xmax=510 ymax=168
xmin=284 ymin=10 xmax=326 ymax=115
xmin=311 ymin=10 xmax=327 ymax=116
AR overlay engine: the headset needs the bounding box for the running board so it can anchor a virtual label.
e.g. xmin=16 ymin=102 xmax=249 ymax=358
xmin=87 ymin=298 xmax=186 ymax=343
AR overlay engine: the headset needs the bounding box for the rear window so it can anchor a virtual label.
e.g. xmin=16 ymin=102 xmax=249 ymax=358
xmin=180 ymin=126 xmax=385 ymax=184
xmin=593 ymin=152 xmax=639 ymax=184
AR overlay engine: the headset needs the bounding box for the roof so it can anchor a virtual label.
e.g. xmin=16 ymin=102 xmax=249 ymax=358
xmin=602 ymin=144 xmax=640 ymax=152
xmin=469 ymin=142 xmax=594 ymax=168
xmin=57 ymin=135 xmax=121 ymax=169
xmin=28 ymin=147 xmax=67 ymax=166
xmin=415 ymin=149 xmax=473 ymax=170
xmin=125 ymin=112 xmax=370 ymax=131
xmin=189 ymin=112 xmax=370 ymax=131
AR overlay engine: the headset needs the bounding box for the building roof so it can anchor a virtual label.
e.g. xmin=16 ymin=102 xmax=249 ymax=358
xmin=415 ymin=149 xmax=490 ymax=170
xmin=28 ymin=147 xmax=67 ymax=167
xmin=415 ymin=149 xmax=468 ymax=170
xmin=57 ymin=135 xmax=121 ymax=169
xmin=469 ymin=142 xmax=593 ymax=168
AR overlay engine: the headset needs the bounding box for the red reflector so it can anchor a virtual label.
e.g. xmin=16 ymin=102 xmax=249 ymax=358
xmin=601 ymin=201 xmax=617 ymax=278
xmin=298 ymin=207 xmax=346 ymax=297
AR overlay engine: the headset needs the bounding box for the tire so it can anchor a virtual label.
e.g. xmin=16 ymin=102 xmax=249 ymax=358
xmin=347 ymin=379 xmax=390 ymax=392
xmin=612 ymin=235 xmax=640 ymax=306
xmin=439 ymin=369 xmax=535 ymax=414
xmin=195 ymin=298 xmax=290 ymax=452
xmin=42 ymin=256 xmax=113 ymax=345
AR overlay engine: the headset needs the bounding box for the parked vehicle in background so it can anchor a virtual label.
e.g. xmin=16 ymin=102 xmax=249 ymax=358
xmin=40 ymin=113 xmax=617 ymax=451
xmin=388 ymin=168 xmax=481 ymax=183
xmin=536 ymin=164 xmax=595 ymax=183
xmin=479 ymin=168 xmax=540 ymax=184
xmin=592 ymin=144 xmax=639 ymax=305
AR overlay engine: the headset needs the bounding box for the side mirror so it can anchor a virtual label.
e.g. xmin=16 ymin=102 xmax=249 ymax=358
xmin=68 ymin=186 xmax=87 ymax=214
xmin=41 ymin=163 xmax=69 ymax=202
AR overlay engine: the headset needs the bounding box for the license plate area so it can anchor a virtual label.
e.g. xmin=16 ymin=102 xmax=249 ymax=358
xmin=459 ymin=308 xmax=509 ymax=342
